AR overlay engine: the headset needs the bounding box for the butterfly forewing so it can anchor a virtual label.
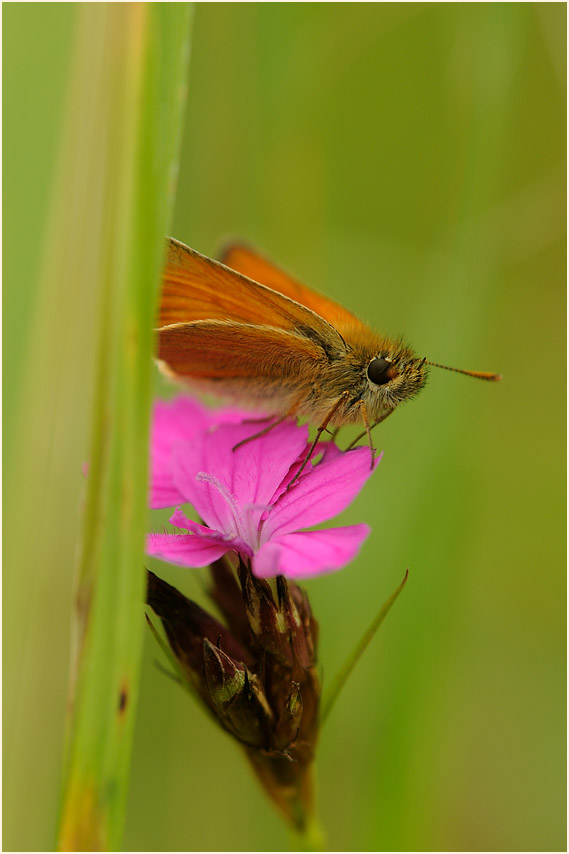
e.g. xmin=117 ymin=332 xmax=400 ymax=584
xmin=161 ymin=239 xmax=344 ymax=348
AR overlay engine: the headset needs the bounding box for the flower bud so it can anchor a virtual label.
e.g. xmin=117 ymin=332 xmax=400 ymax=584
xmin=147 ymin=560 xmax=321 ymax=831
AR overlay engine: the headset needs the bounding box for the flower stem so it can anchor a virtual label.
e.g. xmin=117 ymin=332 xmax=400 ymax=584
xmin=320 ymin=570 xmax=409 ymax=725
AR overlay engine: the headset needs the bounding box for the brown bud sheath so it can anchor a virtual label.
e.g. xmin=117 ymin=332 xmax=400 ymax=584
xmin=203 ymin=639 xmax=274 ymax=749
xmin=238 ymin=559 xmax=293 ymax=665
xmin=274 ymin=681 xmax=303 ymax=753
xmin=209 ymin=554 xmax=252 ymax=649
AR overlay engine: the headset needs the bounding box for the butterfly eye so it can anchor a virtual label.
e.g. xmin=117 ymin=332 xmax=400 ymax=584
xmin=367 ymin=357 xmax=395 ymax=386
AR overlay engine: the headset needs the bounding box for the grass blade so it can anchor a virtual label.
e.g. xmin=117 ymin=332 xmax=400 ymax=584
xmin=320 ymin=571 xmax=409 ymax=726
xmin=50 ymin=5 xmax=192 ymax=850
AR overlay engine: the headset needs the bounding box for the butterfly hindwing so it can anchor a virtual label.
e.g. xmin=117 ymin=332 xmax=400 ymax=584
xmin=220 ymin=243 xmax=361 ymax=335
xmin=157 ymin=320 xmax=326 ymax=413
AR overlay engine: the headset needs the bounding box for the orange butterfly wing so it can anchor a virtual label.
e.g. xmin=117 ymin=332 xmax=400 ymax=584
xmin=157 ymin=239 xmax=346 ymax=395
xmin=158 ymin=321 xmax=324 ymax=382
xmin=220 ymin=244 xmax=361 ymax=335
xmin=160 ymin=238 xmax=343 ymax=342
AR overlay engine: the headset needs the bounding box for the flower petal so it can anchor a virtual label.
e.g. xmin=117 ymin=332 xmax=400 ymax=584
xmin=147 ymin=530 xmax=251 ymax=568
xmin=150 ymin=396 xmax=249 ymax=508
xmin=168 ymin=507 xmax=215 ymax=535
xmin=171 ymin=419 xmax=309 ymax=533
xmin=253 ymin=524 xmax=371 ymax=579
xmin=263 ymin=447 xmax=381 ymax=539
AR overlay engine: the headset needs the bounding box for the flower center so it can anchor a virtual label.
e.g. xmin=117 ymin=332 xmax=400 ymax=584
xmin=196 ymin=472 xmax=259 ymax=547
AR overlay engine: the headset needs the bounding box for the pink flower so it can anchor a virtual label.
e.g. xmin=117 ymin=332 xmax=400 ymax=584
xmin=147 ymin=396 xmax=379 ymax=579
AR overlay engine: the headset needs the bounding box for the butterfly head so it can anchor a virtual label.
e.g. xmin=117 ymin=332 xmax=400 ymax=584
xmin=365 ymin=342 xmax=429 ymax=414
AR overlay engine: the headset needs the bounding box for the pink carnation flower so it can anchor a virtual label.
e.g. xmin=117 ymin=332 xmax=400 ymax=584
xmin=147 ymin=396 xmax=379 ymax=579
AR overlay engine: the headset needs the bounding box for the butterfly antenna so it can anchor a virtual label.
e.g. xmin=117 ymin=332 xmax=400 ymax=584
xmin=425 ymin=360 xmax=502 ymax=382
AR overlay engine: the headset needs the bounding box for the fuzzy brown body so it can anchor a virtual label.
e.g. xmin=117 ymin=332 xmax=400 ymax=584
xmin=157 ymin=238 xmax=429 ymax=427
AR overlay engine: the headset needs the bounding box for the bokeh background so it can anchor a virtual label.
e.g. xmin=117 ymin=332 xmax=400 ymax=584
xmin=4 ymin=3 xmax=565 ymax=851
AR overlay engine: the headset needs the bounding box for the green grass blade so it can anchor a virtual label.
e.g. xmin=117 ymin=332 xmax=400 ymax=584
xmin=50 ymin=6 xmax=192 ymax=850
xmin=320 ymin=571 xmax=409 ymax=726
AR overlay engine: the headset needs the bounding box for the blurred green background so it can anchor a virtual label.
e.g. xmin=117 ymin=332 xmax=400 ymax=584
xmin=4 ymin=3 xmax=565 ymax=851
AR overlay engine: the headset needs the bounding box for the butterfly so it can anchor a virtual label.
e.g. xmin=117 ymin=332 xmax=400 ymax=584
xmin=157 ymin=238 xmax=500 ymax=461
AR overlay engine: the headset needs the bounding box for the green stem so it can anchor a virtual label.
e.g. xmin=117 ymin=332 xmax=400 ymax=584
xmin=292 ymin=813 xmax=327 ymax=852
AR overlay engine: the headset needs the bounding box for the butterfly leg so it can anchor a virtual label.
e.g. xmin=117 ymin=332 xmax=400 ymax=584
xmin=232 ymin=394 xmax=307 ymax=451
xmin=286 ymin=391 xmax=351 ymax=490
xmin=232 ymin=415 xmax=289 ymax=451
xmin=241 ymin=415 xmax=282 ymax=426
xmin=345 ymin=406 xmax=395 ymax=451
xmin=353 ymin=400 xmax=376 ymax=469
